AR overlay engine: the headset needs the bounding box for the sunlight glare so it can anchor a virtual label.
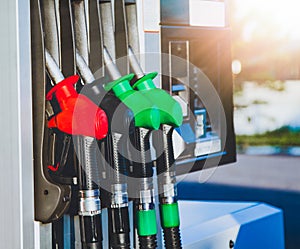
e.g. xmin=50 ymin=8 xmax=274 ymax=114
xmin=235 ymin=0 xmax=300 ymax=40
xmin=232 ymin=60 xmax=242 ymax=75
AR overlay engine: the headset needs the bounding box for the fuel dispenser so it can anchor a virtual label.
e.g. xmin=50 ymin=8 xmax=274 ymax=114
xmin=0 ymin=0 xmax=287 ymax=247
xmin=30 ymin=0 xmax=236 ymax=248
xmin=160 ymin=0 xmax=236 ymax=174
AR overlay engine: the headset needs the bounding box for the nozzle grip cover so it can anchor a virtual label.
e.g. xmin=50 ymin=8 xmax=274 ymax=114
xmin=133 ymin=73 xmax=183 ymax=127
xmin=46 ymin=75 xmax=108 ymax=140
xmin=104 ymin=74 xmax=160 ymax=130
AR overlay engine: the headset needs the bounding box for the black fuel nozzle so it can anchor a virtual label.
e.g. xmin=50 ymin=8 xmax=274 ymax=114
xmin=76 ymin=51 xmax=134 ymax=249
xmin=82 ymin=84 xmax=134 ymax=249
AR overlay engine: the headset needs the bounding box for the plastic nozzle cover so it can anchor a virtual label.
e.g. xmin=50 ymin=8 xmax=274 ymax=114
xmin=46 ymin=75 xmax=108 ymax=140
xmin=137 ymin=209 xmax=157 ymax=236
xmin=133 ymin=72 xmax=183 ymax=127
xmin=104 ymin=74 xmax=160 ymax=130
xmin=160 ymin=203 xmax=180 ymax=228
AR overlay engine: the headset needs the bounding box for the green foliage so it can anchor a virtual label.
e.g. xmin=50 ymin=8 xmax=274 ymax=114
xmin=236 ymin=126 xmax=300 ymax=146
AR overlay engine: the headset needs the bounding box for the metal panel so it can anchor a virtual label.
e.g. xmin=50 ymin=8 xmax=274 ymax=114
xmin=179 ymin=201 xmax=284 ymax=249
xmin=0 ymin=0 xmax=35 ymax=248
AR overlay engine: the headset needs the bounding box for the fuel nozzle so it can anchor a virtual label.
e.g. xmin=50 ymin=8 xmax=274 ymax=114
xmin=131 ymin=61 xmax=183 ymax=248
xmin=103 ymin=47 xmax=159 ymax=249
xmin=104 ymin=74 xmax=160 ymax=130
xmin=76 ymin=51 xmax=135 ymax=249
xmin=133 ymin=72 xmax=183 ymax=127
xmin=47 ymin=78 xmax=107 ymax=249
xmin=45 ymin=50 xmax=109 ymax=249
xmin=46 ymin=75 xmax=108 ymax=140
xmin=80 ymin=86 xmax=134 ymax=249
xmin=104 ymin=79 xmax=159 ymax=249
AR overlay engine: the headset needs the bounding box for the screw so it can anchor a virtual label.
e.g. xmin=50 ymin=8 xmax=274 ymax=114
xmin=63 ymin=196 xmax=70 ymax=202
xmin=44 ymin=190 xmax=49 ymax=195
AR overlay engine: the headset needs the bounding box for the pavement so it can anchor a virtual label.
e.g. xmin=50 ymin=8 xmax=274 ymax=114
xmin=177 ymin=154 xmax=300 ymax=249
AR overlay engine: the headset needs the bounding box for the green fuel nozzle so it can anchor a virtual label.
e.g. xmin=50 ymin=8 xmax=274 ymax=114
xmin=131 ymin=70 xmax=183 ymax=249
xmin=104 ymin=73 xmax=160 ymax=130
xmin=104 ymin=75 xmax=160 ymax=244
xmin=103 ymin=47 xmax=159 ymax=248
xmin=133 ymin=72 xmax=183 ymax=128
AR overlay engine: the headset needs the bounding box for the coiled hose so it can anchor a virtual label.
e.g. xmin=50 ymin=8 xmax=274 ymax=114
xmin=75 ymin=136 xmax=103 ymax=249
xmin=133 ymin=128 xmax=157 ymax=249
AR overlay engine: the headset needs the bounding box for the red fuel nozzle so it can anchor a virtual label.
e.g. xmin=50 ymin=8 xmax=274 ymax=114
xmin=46 ymin=75 xmax=108 ymax=140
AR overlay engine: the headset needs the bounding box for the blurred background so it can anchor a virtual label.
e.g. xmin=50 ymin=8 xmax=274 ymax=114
xmin=178 ymin=1 xmax=300 ymax=248
xmin=230 ymin=0 xmax=300 ymax=155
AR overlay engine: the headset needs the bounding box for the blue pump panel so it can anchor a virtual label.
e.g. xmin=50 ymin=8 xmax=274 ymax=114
xmin=179 ymin=200 xmax=285 ymax=249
